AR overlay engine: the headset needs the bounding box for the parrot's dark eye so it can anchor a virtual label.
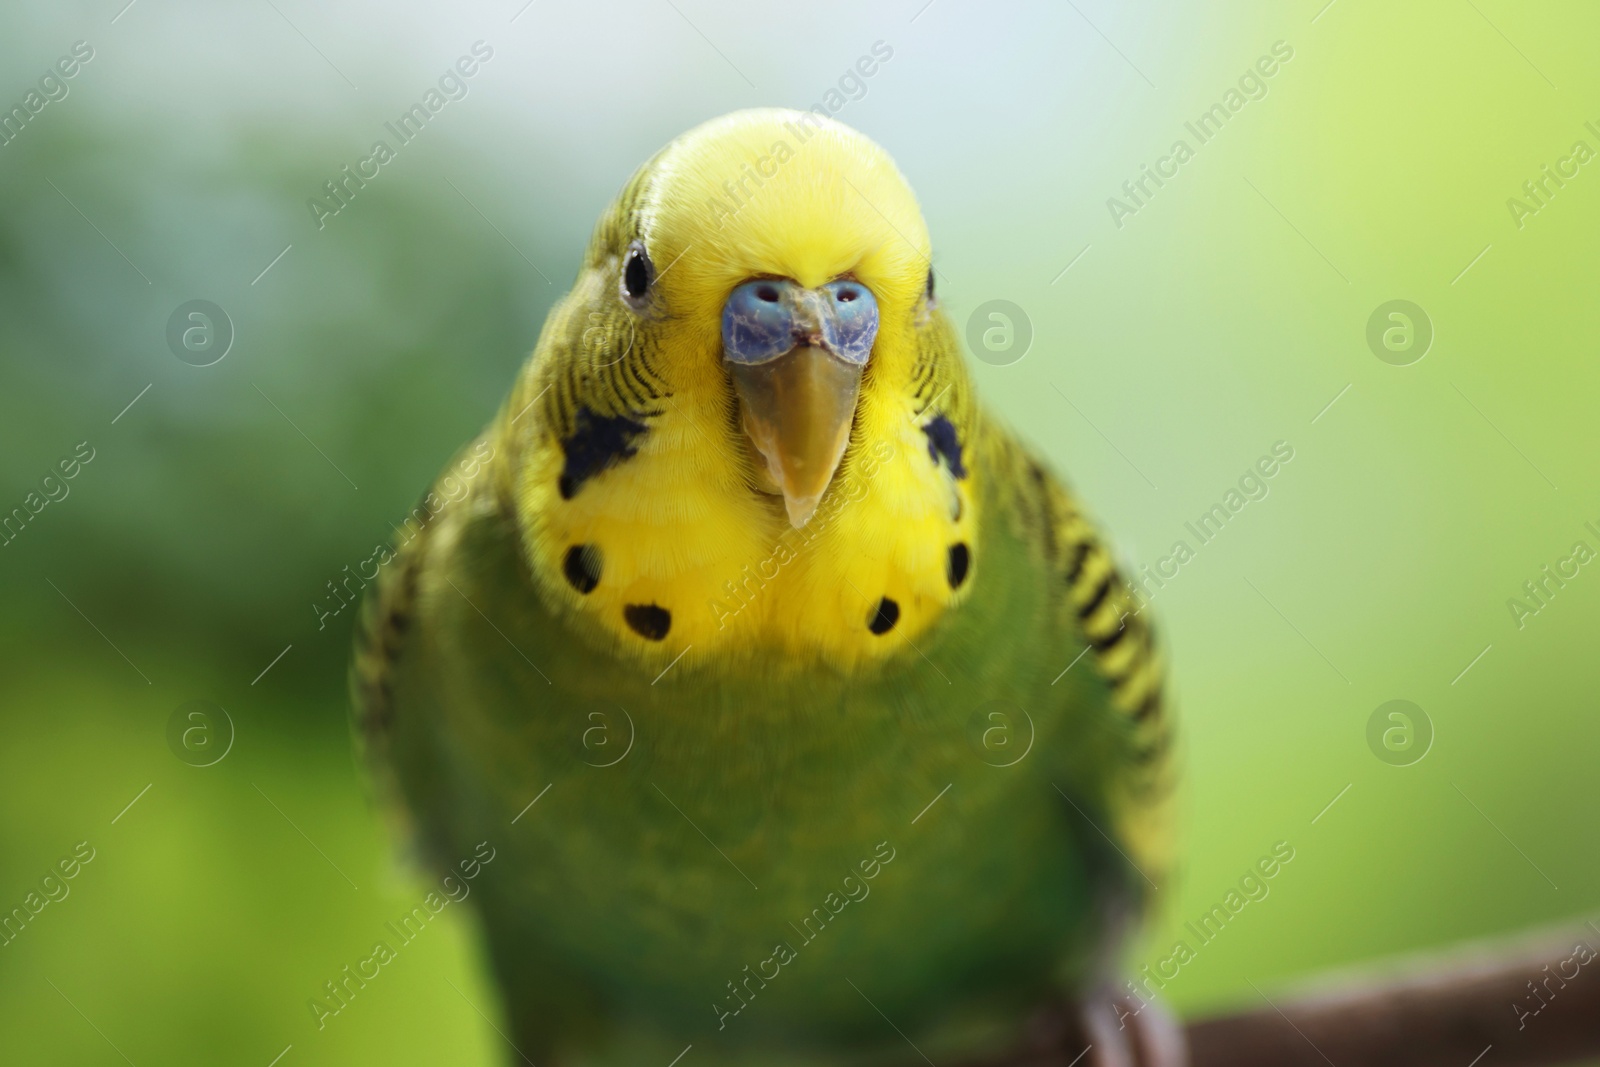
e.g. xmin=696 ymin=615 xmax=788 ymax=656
xmin=925 ymin=269 xmax=936 ymax=305
xmin=622 ymin=242 xmax=653 ymax=304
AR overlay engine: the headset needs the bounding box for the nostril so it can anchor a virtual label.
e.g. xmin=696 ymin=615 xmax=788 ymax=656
xmin=756 ymin=285 xmax=781 ymax=303
xmin=836 ymin=288 xmax=858 ymax=302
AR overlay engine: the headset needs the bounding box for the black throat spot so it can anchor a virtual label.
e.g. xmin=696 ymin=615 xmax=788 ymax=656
xmin=559 ymin=407 xmax=649 ymax=500
xmin=624 ymin=603 xmax=671 ymax=641
xmin=922 ymin=415 xmax=967 ymax=479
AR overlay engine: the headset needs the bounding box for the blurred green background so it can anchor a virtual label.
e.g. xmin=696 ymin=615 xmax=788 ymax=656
xmin=3 ymin=0 xmax=1597 ymax=1063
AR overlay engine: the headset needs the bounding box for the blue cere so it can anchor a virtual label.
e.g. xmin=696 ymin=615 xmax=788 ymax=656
xmin=721 ymin=279 xmax=796 ymax=365
xmin=721 ymin=278 xmax=880 ymax=366
xmin=819 ymin=280 xmax=879 ymax=365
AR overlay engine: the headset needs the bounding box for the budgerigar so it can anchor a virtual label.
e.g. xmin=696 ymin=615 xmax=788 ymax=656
xmin=353 ymin=109 xmax=1179 ymax=1067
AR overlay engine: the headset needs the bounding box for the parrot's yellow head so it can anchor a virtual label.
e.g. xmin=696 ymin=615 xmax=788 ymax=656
xmin=505 ymin=109 xmax=979 ymax=671
xmin=626 ymin=110 xmax=935 ymax=528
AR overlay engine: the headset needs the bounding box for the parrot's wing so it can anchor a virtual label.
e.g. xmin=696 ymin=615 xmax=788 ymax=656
xmin=348 ymin=482 xmax=448 ymax=867
xmin=992 ymin=429 xmax=1177 ymax=903
xmin=349 ymin=437 xmax=512 ymax=871
xmin=349 ymin=465 xmax=611 ymax=1050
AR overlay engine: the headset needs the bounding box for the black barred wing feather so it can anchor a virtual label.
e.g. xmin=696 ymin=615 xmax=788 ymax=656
xmin=990 ymin=429 xmax=1177 ymax=895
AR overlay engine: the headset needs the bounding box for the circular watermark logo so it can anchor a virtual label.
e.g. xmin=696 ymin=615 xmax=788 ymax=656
xmin=580 ymin=705 xmax=634 ymax=767
xmin=970 ymin=698 xmax=1035 ymax=767
xmin=166 ymin=300 xmax=234 ymax=366
xmin=581 ymin=312 xmax=635 ymax=369
xmin=166 ymin=700 xmax=235 ymax=767
xmin=1365 ymin=300 xmax=1432 ymax=366
xmin=965 ymin=300 xmax=1033 ymax=367
xmin=1366 ymin=699 xmax=1433 ymax=766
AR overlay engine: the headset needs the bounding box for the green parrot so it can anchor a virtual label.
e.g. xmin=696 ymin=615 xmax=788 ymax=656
xmin=352 ymin=109 xmax=1179 ymax=1067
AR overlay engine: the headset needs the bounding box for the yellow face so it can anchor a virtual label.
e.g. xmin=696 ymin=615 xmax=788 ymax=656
xmin=637 ymin=112 xmax=930 ymax=385
xmin=512 ymin=109 xmax=977 ymax=671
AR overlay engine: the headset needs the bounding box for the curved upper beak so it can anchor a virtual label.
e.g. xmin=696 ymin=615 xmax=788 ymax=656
xmin=721 ymin=280 xmax=878 ymax=528
xmin=728 ymin=346 xmax=863 ymax=528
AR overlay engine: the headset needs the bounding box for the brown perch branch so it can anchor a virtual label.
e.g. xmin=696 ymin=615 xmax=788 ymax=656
xmin=966 ymin=921 xmax=1600 ymax=1067
xmin=1184 ymin=921 xmax=1600 ymax=1067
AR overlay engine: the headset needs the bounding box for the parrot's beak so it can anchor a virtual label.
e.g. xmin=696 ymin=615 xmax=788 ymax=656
xmin=729 ymin=345 xmax=863 ymax=528
xmin=721 ymin=278 xmax=879 ymax=529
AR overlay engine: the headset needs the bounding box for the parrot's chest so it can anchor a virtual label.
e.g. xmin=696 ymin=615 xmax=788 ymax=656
xmin=453 ymin=666 xmax=1101 ymax=1040
xmin=405 ymin=468 xmax=1120 ymax=1041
